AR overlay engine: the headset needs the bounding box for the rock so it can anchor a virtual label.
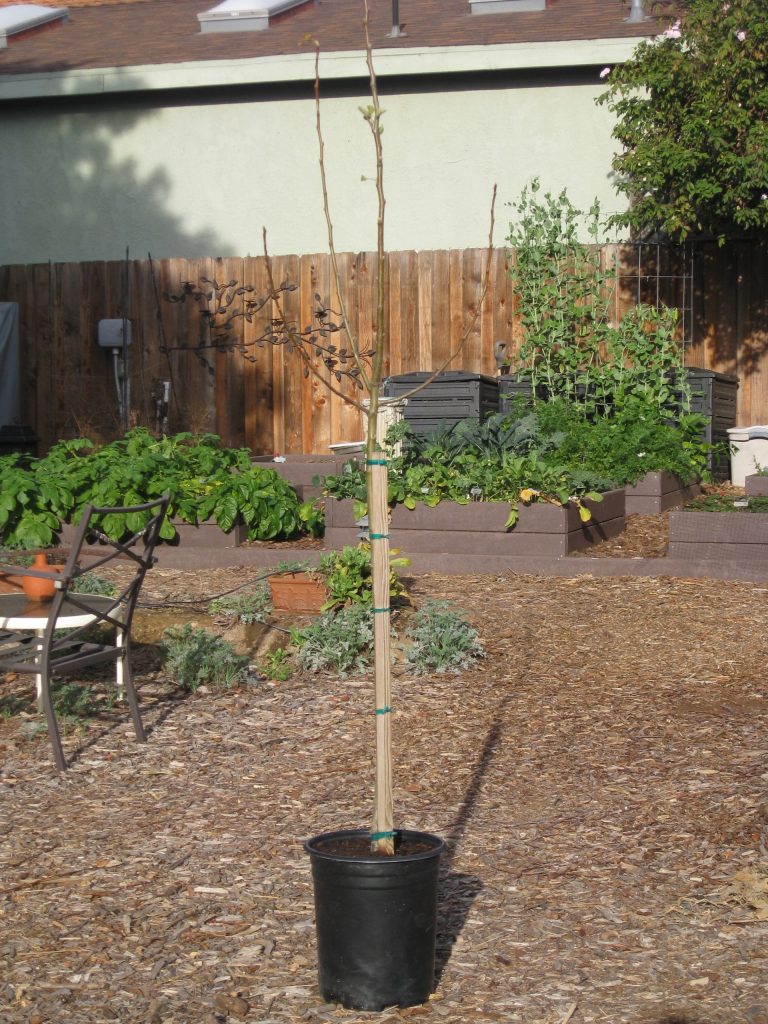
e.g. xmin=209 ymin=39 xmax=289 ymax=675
xmin=213 ymin=993 xmax=250 ymax=1019
xmin=221 ymin=621 xmax=270 ymax=655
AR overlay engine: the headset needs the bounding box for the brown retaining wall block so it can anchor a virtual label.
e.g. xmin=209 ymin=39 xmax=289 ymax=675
xmin=668 ymin=509 xmax=768 ymax=571
xmin=624 ymin=471 xmax=701 ymax=515
xmin=59 ymin=518 xmax=247 ymax=551
xmin=745 ymin=474 xmax=768 ymax=497
xmin=324 ymin=490 xmax=625 ymax=558
xmin=252 ymin=455 xmax=352 ymax=501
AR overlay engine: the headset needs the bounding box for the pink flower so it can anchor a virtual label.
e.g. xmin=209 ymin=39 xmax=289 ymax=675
xmin=663 ymin=20 xmax=682 ymax=39
xmin=736 ymin=29 xmax=747 ymax=41
xmin=599 ymin=67 xmax=611 ymax=79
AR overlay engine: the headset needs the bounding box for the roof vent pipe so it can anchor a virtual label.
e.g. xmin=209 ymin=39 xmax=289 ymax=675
xmin=626 ymin=0 xmax=646 ymax=22
xmin=387 ymin=0 xmax=406 ymax=37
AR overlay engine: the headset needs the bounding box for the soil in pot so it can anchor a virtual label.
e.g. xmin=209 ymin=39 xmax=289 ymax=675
xmin=305 ymin=828 xmax=444 ymax=1012
xmin=314 ymin=834 xmax=437 ymax=858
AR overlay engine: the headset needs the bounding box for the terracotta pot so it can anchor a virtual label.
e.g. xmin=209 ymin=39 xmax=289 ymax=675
xmin=268 ymin=572 xmax=327 ymax=613
xmin=21 ymin=553 xmax=60 ymax=602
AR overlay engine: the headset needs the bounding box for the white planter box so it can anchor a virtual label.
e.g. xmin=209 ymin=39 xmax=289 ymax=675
xmin=727 ymin=426 xmax=768 ymax=486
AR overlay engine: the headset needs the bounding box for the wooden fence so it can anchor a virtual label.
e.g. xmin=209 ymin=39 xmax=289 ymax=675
xmin=1 ymin=241 xmax=766 ymax=456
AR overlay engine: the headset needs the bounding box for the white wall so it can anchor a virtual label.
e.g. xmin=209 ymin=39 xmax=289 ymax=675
xmin=0 ymin=75 xmax=623 ymax=265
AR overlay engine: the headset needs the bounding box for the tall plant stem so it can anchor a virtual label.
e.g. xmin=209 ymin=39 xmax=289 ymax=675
xmin=262 ymin=0 xmax=495 ymax=856
xmin=358 ymin=1 xmax=395 ymax=855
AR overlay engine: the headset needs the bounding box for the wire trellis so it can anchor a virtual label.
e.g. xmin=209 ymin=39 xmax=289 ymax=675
xmin=612 ymin=242 xmax=696 ymax=355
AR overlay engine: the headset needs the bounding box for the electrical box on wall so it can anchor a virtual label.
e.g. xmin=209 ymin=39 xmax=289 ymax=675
xmin=98 ymin=319 xmax=132 ymax=348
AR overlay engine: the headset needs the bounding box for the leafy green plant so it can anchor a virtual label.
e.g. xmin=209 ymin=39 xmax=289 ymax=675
xmin=52 ymin=681 xmax=100 ymax=720
xmin=270 ymin=558 xmax=315 ymax=575
xmin=11 ymin=681 xmax=113 ymax=735
xmin=505 ymin=181 xmax=689 ymax=416
xmin=209 ymin=583 xmax=272 ymax=624
xmin=0 ymin=452 xmax=71 ymax=548
xmin=161 ymin=624 xmax=254 ymax=692
xmin=534 ymin=397 xmax=711 ymax=486
xmin=0 ymin=429 xmax=321 ymax=547
xmin=293 ymin=605 xmax=375 ymax=677
xmin=260 ymin=646 xmax=294 ymax=681
xmin=598 ymin=0 xmax=768 ymax=243
xmin=69 ymin=574 xmax=116 ymax=597
xmin=318 ymin=543 xmax=409 ymax=610
xmin=298 ymin=498 xmax=325 ymax=537
xmin=1 ymin=694 xmax=28 ymax=720
xmin=506 ymin=179 xmax=613 ymax=403
xmin=685 ymin=493 xmax=768 ymax=513
xmin=324 ymin=413 xmax=611 ymax=527
xmin=404 ymin=601 xmax=484 ymax=675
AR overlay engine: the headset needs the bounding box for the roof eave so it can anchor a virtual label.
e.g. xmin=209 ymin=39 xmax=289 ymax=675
xmin=0 ymin=37 xmax=645 ymax=101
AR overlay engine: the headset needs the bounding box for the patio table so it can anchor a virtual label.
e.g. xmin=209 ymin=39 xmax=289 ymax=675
xmin=0 ymin=593 xmax=125 ymax=704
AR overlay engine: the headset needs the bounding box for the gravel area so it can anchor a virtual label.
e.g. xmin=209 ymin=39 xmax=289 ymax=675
xmin=2 ymin=549 xmax=768 ymax=1024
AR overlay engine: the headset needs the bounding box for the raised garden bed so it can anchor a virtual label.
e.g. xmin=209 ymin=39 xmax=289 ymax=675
xmin=668 ymin=508 xmax=768 ymax=571
xmin=745 ymin=474 xmax=768 ymax=497
xmin=324 ymin=490 xmax=625 ymax=558
xmin=59 ymin=518 xmax=247 ymax=550
xmin=169 ymin=519 xmax=247 ymax=549
xmin=251 ymin=455 xmax=351 ymax=501
xmin=624 ymin=471 xmax=701 ymax=515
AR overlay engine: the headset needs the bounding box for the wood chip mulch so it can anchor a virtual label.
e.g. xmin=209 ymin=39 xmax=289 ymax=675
xmin=2 ymin=530 xmax=768 ymax=1024
xmin=568 ymin=513 xmax=672 ymax=559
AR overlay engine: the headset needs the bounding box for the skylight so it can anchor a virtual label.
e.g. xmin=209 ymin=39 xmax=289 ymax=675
xmin=0 ymin=4 xmax=68 ymax=47
xmin=469 ymin=0 xmax=546 ymax=13
xmin=197 ymin=0 xmax=311 ymax=34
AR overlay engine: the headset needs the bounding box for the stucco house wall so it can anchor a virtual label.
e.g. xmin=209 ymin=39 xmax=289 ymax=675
xmin=0 ymin=35 xmax=643 ymax=264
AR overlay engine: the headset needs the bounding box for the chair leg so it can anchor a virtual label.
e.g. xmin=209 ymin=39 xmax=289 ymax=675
xmin=120 ymin=651 xmax=146 ymax=743
xmin=116 ymin=627 xmax=125 ymax=701
xmin=40 ymin=674 xmax=68 ymax=772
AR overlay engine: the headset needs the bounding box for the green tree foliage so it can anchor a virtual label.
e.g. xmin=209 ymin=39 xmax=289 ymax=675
xmin=598 ymin=0 xmax=768 ymax=242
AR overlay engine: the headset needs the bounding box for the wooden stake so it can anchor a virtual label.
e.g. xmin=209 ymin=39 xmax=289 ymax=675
xmin=368 ymin=425 xmax=394 ymax=856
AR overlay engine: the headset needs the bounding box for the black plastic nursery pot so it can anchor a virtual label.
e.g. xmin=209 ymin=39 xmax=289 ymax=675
xmin=305 ymin=828 xmax=445 ymax=1011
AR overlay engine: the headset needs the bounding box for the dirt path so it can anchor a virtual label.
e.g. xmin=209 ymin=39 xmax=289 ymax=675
xmin=1 ymin=565 xmax=767 ymax=1024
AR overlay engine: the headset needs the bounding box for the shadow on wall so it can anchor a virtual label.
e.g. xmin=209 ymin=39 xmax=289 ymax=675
xmin=0 ymin=73 xmax=242 ymax=447
xmin=616 ymin=237 xmax=768 ymax=382
xmin=0 ymin=82 xmax=235 ymax=264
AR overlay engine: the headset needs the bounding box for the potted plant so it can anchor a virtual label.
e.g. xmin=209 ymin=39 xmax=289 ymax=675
xmin=256 ymin=7 xmax=496 ymax=1009
xmin=140 ymin=3 xmax=490 ymax=1005
xmin=267 ymin=560 xmax=328 ymax=613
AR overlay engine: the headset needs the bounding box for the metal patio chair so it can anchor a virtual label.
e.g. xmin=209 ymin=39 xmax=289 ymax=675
xmin=0 ymin=495 xmax=170 ymax=770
